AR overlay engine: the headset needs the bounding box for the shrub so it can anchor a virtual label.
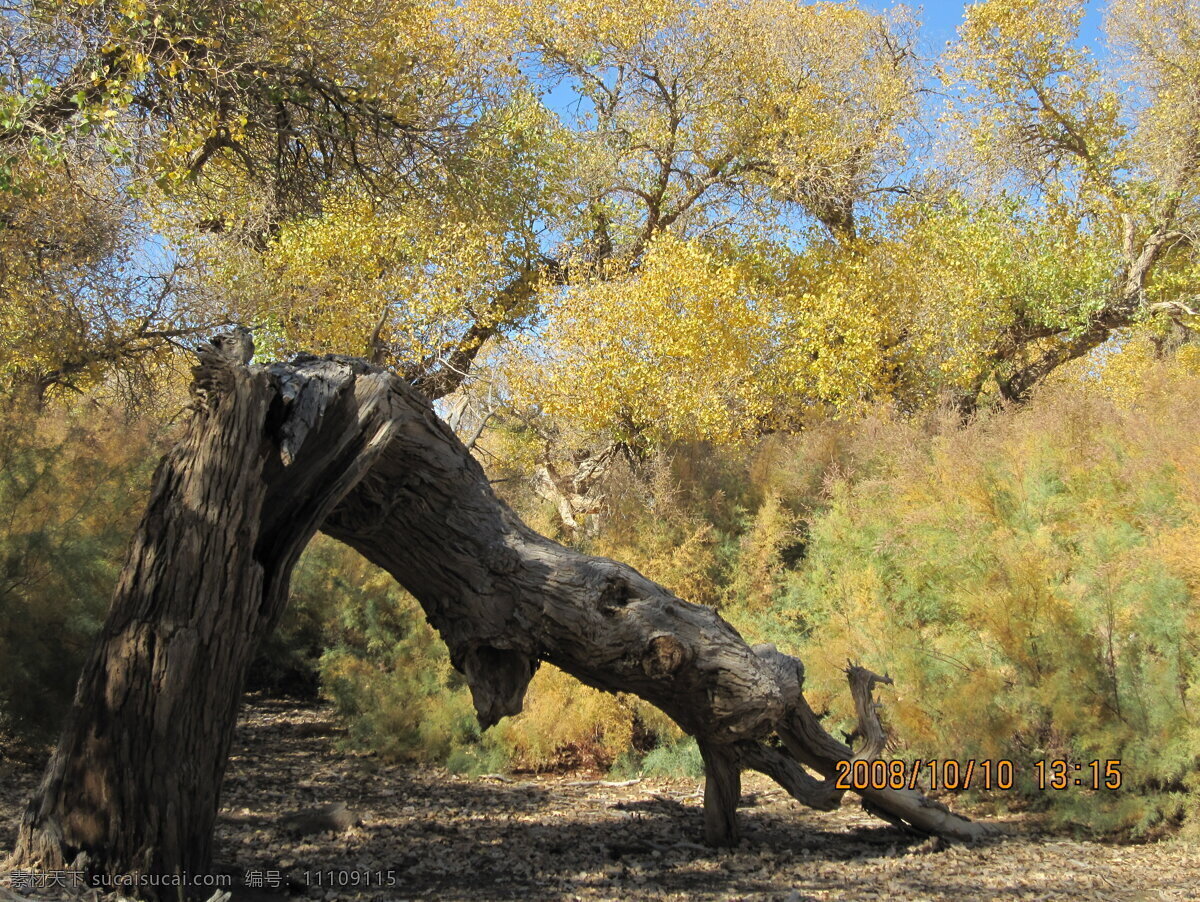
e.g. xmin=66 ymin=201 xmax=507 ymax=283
xmin=292 ymin=536 xmax=484 ymax=762
xmin=638 ymin=737 xmax=705 ymax=779
xmin=784 ymin=363 xmax=1200 ymax=835
xmin=0 ymin=400 xmax=161 ymax=744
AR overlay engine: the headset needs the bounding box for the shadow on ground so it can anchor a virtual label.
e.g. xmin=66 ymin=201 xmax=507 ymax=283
xmin=4 ymin=698 xmax=1197 ymax=901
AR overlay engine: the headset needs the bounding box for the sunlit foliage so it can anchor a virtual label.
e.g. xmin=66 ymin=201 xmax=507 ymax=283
xmin=788 ymin=358 xmax=1200 ymax=836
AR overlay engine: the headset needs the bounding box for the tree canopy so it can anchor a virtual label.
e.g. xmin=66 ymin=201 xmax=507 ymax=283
xmin=1 ymin=0 xmax=1196 ymax=422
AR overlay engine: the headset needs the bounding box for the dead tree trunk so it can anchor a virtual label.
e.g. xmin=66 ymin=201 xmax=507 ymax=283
xmin=7 ymin=338 xmax=990 ymax=894
xmin=5 ymin=338 xmax=403 ymax=889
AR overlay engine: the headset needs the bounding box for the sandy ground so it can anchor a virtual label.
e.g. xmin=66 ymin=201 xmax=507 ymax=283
xmin=3 ymin=698 xmax=1199 ymax=901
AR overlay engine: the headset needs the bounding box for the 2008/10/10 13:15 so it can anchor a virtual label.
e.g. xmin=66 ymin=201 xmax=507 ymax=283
xmin=833 ymin=758 xmax=1123 ymax=791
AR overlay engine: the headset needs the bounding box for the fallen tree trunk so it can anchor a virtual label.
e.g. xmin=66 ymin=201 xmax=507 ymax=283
xmin=6 ymin=339 xmax=990 ymax=895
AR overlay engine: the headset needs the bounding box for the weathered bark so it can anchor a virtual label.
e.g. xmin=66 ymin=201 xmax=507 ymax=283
xmin=7 ymin=339 xmax=991 ymax=895
xmin=698 ymin=742 xmax=742 ymax=846
xmin=6 ymin=340 xmax=402 ymax=890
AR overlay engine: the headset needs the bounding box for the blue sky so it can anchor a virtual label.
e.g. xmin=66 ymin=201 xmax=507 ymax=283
xmin=880 ymin=0 xmax=969 ymax=45
xmin=540 ymin=2 xmax=1114 ymax=120
xmin=861 ymin=1 xmax=1108 ymax=53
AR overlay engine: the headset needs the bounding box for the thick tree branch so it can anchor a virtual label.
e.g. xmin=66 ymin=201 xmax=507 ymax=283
xmin=408 ymin=258 xmax=565 ymax=399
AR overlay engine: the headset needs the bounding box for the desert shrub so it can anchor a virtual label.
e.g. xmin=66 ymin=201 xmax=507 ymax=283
xmin=638 ymin=737 xmax=705 ymax=779
xmin=298 ymin=536 xmax=484 ymax=763
xmin=784 ymin=362 xmax=1200 ymax=835
xmin=494 ymin=666 xmax=639 ymax=772
xmin=723 ymin=492 xmax=802 ymax=612
xmin=0 ymin=400 xmax=161 ymax=743
xmin=320 ymin=644 xmax=486 ymax=764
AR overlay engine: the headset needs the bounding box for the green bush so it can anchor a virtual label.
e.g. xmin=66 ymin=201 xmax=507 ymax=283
xmin=638 ymin=737 xmax=705 ymax=779
xmin=781 ymin=371 xmax=1200 ymax=836
xmin=288 ymin=536 xmax=485 ymax=762
xmin=0 ymin=401 xmax=160 ymax=743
